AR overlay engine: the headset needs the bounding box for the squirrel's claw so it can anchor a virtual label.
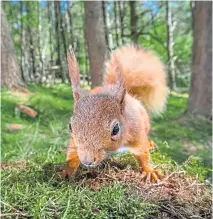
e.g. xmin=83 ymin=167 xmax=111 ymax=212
xmin=141 ymin=169 xmax=164 ymax=183
xmin=60 ymin=166 xmax=78 ymax=180
xmin=148 ymin=140 xmax=156 ymax=152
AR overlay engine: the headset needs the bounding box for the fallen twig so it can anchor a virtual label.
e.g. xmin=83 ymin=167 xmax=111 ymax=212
xmin=16 ymin=104 xmax=38 ymax=118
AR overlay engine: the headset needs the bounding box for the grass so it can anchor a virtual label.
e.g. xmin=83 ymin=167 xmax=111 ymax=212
xmin=1 ymin=84 xmax=212 ymax=218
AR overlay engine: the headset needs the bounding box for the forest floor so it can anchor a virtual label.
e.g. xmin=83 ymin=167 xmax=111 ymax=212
xmin=1 ymin=85 xmax=212 ymax=218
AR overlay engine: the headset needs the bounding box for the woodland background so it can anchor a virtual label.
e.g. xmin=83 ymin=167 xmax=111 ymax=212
xmin=2 ymin=1 xmax=212 ymax=118
xmin=1 ymin=1 xmax=212 ymax=218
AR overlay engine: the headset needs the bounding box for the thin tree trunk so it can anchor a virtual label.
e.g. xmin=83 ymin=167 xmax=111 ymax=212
xmin=102 ymin=1 xmax=109 ymax=49
xmin=166 ymin=1 xmax=176 ymax=90
xmin=130 ymin=1 xmax=138 ymax=43
xmin=106 ymin=3 xmax=114 ymax=50
xmin=47 ymin=1 xmax=54 ymax=84
xmin=28 ymin=27 xmax=36 ymax=80
xmin=1 ymin=9 xmax=24 ymax=88
xmin=60 ymin=3 xmax=68 ymax=83
xmin=114 ymin=1 xmax=119 ymax=47
xmin=187 ymin=1 xmax=212 ymax=119
xmin=37 ymin=1 xmax=44 ymax=83
xmin=67 ymin=2 xmax=74 ymax=48
xmin=84 ymin=1 xmax=107 ymax=87
xmin=48 ymin=1 xmax=53 ymax=65
xmin=65 ymin=2 xmax=71 ymax=47
xmin=54 ymin=1 xmax=66 ymax=83
xmin=118 ymin=1 xmax=125 ymax=44
xmin=23 ymin=30 xmax=30 ymax=82
xmin=26 ymin=2 xmax=36 ymax=80
xmin=19 ymin=1 xmax=25 ymax=81
xmin=59 ymin=2 xmax=68 ymax=60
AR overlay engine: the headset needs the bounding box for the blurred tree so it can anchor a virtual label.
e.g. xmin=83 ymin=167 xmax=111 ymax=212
xmin=118 ymin=1 xmax=125 ymax=44
xmin=54 ymin=1 xmax=65 ymax=82
xmin=47 ymin=1 xmax=53 ymax=67
xmin=130 ymin=1 xmax=138 ymax=43
xmin=166 ymin=1 xmax=176 ymax=90
xmin=113 ymin=1 xmax=119 ymax=47
xmin=1 ymin=9 xmax=24 ymax=88
xmin=25 ymin=2 xmax=36 ymax=80
xmin=37 ymin=1 xmax=44 ymax=82
xmin=84 ymin=1 xmax=107 ymax=87
xmin=102 ymin=1 xmax=109 ymax=49
xmin=187 ymin=1 xmax=212 ymax=119
xmin=66 ymin=2 xmax=74 ymax=48
xmin=59 ymin=2 xmax=68 ymax=61
xmin=19 ymin=1 xmax=24 ymax=79
xmin=103 ymin=2 xmax=114 ymax=50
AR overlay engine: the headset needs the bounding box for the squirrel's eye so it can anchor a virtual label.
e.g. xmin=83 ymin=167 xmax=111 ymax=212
xmin=112 ymin=123 xmax=120 ymax=136
xmin=68 ymin=123 xmax=72 ymax=132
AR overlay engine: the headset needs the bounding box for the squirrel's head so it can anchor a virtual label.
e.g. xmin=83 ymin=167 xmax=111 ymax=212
xmin=67 ymin=49 xmax=126 ymax=168
xmin=69 ymin=94 xmax=126 ymax=167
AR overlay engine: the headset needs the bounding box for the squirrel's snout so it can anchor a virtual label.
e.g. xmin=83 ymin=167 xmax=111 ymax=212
xmin=78 ymin=149 xmax=107 ymax=168
xmin=81 ymin=157 xmax=98 ymax=168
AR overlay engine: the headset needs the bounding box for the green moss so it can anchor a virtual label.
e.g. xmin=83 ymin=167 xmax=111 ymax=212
xmin=1 ymin=156 xmax=157 ymax=218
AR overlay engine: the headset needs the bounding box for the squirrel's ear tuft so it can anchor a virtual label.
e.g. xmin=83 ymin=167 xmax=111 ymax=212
xmin=115 ymin=84 xmax=126 ymax=114
xmin=113 ymin=57 xmax=126 ymax=107
xmin=115 ymin=81 xmax=126 ymax=105
xmin=67 ymin=47 xmax=81 ymax=102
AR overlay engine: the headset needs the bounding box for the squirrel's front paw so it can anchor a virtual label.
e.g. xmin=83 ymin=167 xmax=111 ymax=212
xmin=140 ymin=168 xmax=164 ymax=183
xmin=60 ymin=166 xmax=78 ymax=180
xmin=148 ymin=140 xmax=156 ymax=152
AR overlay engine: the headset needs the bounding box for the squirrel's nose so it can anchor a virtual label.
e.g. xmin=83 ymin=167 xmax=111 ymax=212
xmin=82 ymin=157 xmax=97 ymax=168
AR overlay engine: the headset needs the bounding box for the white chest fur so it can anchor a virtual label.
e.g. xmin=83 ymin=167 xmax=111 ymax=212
xmin=116 ymin=146 xmax=130 ymax=153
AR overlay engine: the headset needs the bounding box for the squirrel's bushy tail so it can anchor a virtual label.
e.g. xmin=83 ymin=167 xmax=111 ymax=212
xmin=104 ymin=45 xmax=169 ymax=114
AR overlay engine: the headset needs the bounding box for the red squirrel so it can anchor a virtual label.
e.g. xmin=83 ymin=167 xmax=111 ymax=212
xmin=62 ymin=45 xmax=168 ymax=182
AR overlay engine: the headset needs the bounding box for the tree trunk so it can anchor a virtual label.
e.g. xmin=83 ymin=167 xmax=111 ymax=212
xmin=114 ymin=1 xmax=119 ymax=47
xmin=187 ymin=1 xmax=212 ymax=119
xmin=37 ymin=1 xmax=44 ymax=83
xmin=130 ymin=1 xmax=138 ymax=43
xmin=65 ymin=2 xmax=71 ymax=47
xmin=1 ymin=9 xmax=24 ymax=88
xmin=26 ymin=2 xmax=36 ymax=80
xmin=166 ymin=1 xmax=176 ymax=90
xmin=105 ymin=2 xmax=114 ymax=50
xmin=102 ymin=1 xmax=109 ymax=50
xmin=67 ymin=2 xmax=74 ymax=48
xmin=47 ymin=1 xmax=54 ymax=84
xmin=19 ymin=1 xmax=25 ymax=81
xmin=59 ymin=2 xmax=67 ymax=60
xmin=48 ymin=1 xmax=53 ymax=65
xmin=118 ymin=1 xmax=125 ymax=44
xmin=54 ymin=1 xmax=66 ymax=83
xmin=84 ymin=1 xmax=107 ymax=87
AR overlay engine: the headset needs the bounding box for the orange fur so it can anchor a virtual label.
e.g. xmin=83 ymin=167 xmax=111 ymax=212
xmin=63 ymin=45 xmax=168 ymax=182
xmin=105 ymin=45 xmax=169 ymax=113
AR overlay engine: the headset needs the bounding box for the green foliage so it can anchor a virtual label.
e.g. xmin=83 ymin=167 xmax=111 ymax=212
xmin=3 ymin=1 xmax=193 ymax=88
xmin=183 ymin=156 xmax=211 ymax=181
